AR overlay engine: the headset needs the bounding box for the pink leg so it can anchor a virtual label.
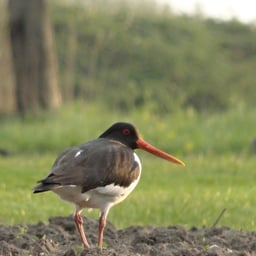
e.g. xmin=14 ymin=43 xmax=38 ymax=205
xmin=98 ymin=211 xmax=107 ymax=250
xmin=74 ymin=211 xmax=90 ymax=248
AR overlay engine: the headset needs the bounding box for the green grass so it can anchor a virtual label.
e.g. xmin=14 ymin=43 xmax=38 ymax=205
xmin=1 ymin=102 xmax=256 ymax=230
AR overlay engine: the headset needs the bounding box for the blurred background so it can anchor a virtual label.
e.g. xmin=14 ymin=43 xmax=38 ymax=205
xmin=0 ymin=0 xmax=256 ymax=228
xmin=1 ymin=0 xmax=256 ymax=117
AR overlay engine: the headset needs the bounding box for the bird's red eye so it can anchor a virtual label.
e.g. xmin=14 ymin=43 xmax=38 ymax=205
xmin=122 ymin=128 xmax=130 ymax=135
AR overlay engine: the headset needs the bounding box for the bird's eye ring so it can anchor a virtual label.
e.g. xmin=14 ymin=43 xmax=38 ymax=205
xmin=122 ymin=128 xmax=130 ymax=135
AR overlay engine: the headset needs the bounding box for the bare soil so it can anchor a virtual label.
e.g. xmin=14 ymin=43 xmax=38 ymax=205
xmin=0 ymin=216 xmax=255 ymax=256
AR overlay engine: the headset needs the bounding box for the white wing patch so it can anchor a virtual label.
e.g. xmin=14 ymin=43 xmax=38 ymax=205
xmin=74 ymin=150 xmax=83 ymax=158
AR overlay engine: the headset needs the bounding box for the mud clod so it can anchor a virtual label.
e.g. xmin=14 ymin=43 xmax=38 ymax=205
xmin=0 ymin=216 xmax=255 ymax=256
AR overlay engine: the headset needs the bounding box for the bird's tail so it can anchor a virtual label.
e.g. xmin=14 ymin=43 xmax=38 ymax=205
xmin=33 ymin=182 xmax=59 ymax=193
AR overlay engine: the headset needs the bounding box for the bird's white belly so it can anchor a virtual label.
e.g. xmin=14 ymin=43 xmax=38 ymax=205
xmin=53 ymin=177 xmax=140 ymax=211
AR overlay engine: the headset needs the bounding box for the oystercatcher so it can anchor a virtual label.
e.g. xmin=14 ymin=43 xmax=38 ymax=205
xmin=33 ymin=122 xmax=185 ymax=249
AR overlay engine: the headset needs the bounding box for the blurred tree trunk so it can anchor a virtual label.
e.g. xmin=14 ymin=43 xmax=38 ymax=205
xmin=0 ymin=0 xmax=16 ymax=115
xmin=62 ymin=22 xmax=77 ymax=102
xmin=8 ymin=0 xmax=61 ymax=115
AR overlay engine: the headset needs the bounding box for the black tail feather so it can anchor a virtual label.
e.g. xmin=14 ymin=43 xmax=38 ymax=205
xmin=33 ymin=182 xmax=59 ymax=193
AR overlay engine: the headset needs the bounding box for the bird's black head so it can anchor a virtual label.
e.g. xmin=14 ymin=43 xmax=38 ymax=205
xmin=99 ymin=122 xmax=140 ymax=149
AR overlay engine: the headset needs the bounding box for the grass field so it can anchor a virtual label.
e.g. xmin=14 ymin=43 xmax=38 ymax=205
xmin=1 ymin=102 xmax=256 ymax=230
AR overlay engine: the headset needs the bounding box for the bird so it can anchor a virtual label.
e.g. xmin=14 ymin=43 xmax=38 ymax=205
xmin=33 ymin=122 xmax=185 ymax=249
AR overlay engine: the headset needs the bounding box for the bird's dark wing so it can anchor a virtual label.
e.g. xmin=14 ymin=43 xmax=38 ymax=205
xmin=33 ymin=138 xmax=140 ymax=193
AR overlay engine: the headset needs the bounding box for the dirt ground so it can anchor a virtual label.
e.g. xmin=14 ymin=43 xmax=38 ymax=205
xmin=0 ymin=216 xmax=255 ymax=256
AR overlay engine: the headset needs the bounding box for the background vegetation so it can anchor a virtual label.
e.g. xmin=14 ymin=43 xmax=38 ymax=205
xmin=0 ymin=0 xmax=255 ymax=231
xmin=1 ymin=103 xmax=255 ymax=230
xmin=52 ymin=1 xmax=256 ymax=113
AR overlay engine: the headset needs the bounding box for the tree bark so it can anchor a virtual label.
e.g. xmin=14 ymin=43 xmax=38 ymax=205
xmin=8 ymin=0 xmax=61 ymax=115
xmin=0 ymin=0 xmax=16 ymax=115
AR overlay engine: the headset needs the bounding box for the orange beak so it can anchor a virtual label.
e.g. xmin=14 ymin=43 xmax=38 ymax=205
xmin=136 ymin=138 xmax=185 ymax=166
